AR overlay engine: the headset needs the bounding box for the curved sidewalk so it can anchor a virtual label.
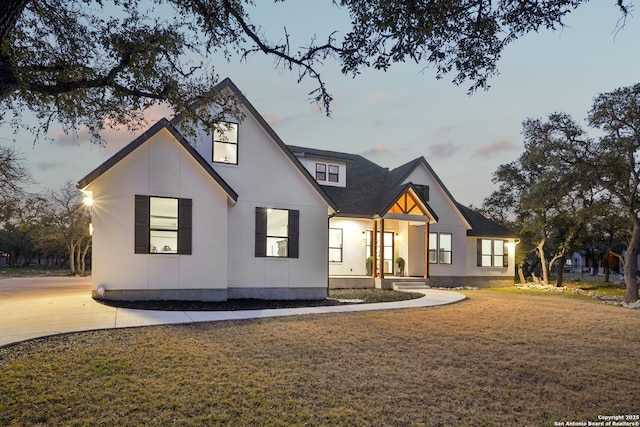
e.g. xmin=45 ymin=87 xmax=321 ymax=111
xmin=0 ymin=277 xmax=466 ymax=347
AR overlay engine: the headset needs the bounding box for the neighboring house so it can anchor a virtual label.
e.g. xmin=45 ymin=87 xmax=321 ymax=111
xmin=289 ymin=146 xmax=518 ymax=289
xmin=78 ymin=78 xmax=517 ymax=301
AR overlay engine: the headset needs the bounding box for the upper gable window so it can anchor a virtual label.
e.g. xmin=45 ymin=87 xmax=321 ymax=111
xmin=213 ymin=122 xmax=238 ymax=164
xmin=316 ymin=163 xmax=326 ymax=180
xmin=328 ymin=165 xmax=339 ymax=182
xmin=315 ymin=162 xmax=339 ymax=183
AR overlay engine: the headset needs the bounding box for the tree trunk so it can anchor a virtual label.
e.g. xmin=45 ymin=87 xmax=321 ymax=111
xmin=79 ymin=239 xmax=90 ymax=275
xmin=603 ymin=253 xmax=610 ymax=283
xmin=623 ymin=217 xmax=640 ymax=303
xmin=536 ymin=240 xmax=549 ymax=285
xmin=68 ymin=241 xmax=76 ymax=274
xmin=555 ymin=255 xmax=565 ymax=287
xmin=517 ymin=264 xmax=526 ymax=284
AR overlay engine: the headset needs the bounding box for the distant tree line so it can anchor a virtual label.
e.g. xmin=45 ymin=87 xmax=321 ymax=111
xmin=481 ymin=83 xmax=640 ymax=303
xmin=0 ymin=147 xmax=90 ymax=275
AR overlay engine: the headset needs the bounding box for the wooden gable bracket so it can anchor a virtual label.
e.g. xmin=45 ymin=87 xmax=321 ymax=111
xmin=389 ymin=189 xmax=429 ymax=216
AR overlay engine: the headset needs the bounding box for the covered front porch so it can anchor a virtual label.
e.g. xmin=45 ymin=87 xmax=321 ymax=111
xmin=328 ymin=185 xmax=438 ymax=289
xmin=328 ymin=215 xmax=437 ymax=289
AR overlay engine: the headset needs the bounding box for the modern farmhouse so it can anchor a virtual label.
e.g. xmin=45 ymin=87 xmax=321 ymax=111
xmin=78 ymin=78 xmax=517 ymax=301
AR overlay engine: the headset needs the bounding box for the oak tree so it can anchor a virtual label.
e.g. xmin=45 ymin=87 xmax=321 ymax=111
xmin=0 ymin=0 xmax=632 ymax=143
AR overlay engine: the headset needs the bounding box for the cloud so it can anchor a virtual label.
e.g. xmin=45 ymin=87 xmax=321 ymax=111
xmin=35 ymin=161 xmax=61 ymax=171
xmin=50 ymin=103 xmax=175 ymax=150
xmin=429 ymin=142 xmax=458 ymax=158
xmin=263 ymin=112 xmax=284 ymax=126
xmin=262 ymin=111 xmax=305 ymax=127
xmin=361 ymin=145 xmax=392 ymax=157
xmin=432 ymin=125 xmax=456 ymax=138
xmin=366 ymin=90 xmax=392 ymax=107
xmin=473 ymin=139 xmax=515 ymax=158
xmin=50 ymin=126 xmax=92 ymax=147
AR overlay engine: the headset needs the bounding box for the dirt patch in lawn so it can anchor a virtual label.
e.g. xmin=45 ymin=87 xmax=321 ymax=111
xmin=94 ymin=288 xmax=422 ymax=311
xmin=1 ymin=290 xmax=639 ymax=426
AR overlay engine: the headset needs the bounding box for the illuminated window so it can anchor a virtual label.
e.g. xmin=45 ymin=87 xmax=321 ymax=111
xmin=135 ymin=196 xmax=192 ymax=255
xmin=478 ymin=239 xmax=507 ymax=267
xmin=213 ymin=122 xmax=238 ymax=164
xmin=255 ymin=207 xmax=299 ymax=258
xmin=329 ymin=228 xmax=343 ymax=262
xmin=429 ymin=232 xmax=452 ymax=264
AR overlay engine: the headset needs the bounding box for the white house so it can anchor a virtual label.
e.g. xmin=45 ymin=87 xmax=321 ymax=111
xmin=289 ymin=146 xmax=518 ymax=289
xmin=78 ymin=78 xmax=517 ymax=301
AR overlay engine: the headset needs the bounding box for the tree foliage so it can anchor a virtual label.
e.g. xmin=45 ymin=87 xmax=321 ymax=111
xmin=0 ymin=0 xmax=632 ymax=143
xmin=0 ymin=145 xmax=30 ymax=220
xmin=487 ymin=83 xmax=640 ymax=303
xmin=485 ymin=113 xmax=590 ymax=286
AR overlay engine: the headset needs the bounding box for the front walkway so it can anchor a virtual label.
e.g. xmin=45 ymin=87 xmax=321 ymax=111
xmin=0 ymin=277 xmax=466 ymax=347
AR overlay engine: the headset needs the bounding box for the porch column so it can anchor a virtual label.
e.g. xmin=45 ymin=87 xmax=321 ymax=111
xmin=379 ymin=218 xmax=385 ymax=279
xmin=424 ymin=222 xmax=429 ymax=279
xmin=372 ymin=220 xmax=378 ymax=278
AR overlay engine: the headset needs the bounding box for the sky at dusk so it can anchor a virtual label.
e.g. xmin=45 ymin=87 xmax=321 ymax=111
xmin=3 ymin=1 xmax=640 ymax=207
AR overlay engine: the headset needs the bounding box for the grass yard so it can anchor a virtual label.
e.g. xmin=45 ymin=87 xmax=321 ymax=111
xmin=1 ymin=290 xmax=640 ymax=426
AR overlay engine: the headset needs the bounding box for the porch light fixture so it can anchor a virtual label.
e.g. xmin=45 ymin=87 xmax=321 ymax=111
xmin=81 ymin=190 xmax=93 ymax=206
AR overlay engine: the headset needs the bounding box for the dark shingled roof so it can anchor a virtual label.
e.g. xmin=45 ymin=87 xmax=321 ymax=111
xmin=288 ymin=145 xmax=404 ymax=216
xmin=456 ymin=203 xmax=518 ymax=238
xmin=288 ymin=145 xmax=517 ymax=238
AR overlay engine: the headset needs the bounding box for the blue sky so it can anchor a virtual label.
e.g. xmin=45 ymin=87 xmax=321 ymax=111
xmin=4 ymin=1 xmax=640 ymax=207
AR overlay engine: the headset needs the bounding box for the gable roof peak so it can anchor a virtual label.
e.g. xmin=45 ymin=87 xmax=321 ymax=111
xmin=77 ymin=118 xmax=238 ymax=202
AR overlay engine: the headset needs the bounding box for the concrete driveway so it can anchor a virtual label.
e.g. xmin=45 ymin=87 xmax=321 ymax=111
xmin=0 ymin=277 xmax=466 ymax=348
xmin=0 ymin=277 xmax=118 ymax=346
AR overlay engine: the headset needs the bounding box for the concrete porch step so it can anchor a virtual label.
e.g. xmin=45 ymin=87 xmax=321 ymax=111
xmin=392 ymin=282 xmax=430 ymax=291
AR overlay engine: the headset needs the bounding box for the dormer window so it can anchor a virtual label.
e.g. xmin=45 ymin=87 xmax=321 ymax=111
xmin=328 ymin=165 xmax=339 ymax=182
xmin=213 ymin=122 xmax=238 ymax=164
xmin=315 ymin=162 xmax=339 ymax=183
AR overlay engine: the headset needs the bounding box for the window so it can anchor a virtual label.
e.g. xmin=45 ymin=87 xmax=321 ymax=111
xmin=255 ymin=207 xmax=299 ymax=258
xmin=428 ymin=233 xmax=438 ymax=264
xmin=429 ymin=232 xmax=452 ymax=264
xmin=316 ymin=163 xmax=327 ymax=181
xmin=439 ymin=233 xmax=452 ymax=264
xmin=213 ymin=122 xmax=238 ymax=164
xmin=315 ymin=163 xmax=339 ymax=183
xmin=477 ymin=239 xmax=508 ymax=267
xmin=135 ymin=195 xmax=192 ymax=254
xmin=329 ymin=228 xmax=343 ymax=262
xmin=150 ymin=197 xmax=178 ymax=253
xmin=328 ymin=165 xmax=339 ymax=182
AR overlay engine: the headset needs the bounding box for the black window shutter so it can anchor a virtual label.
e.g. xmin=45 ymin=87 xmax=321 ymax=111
xmin=178 ymin=198 xmax=192 ymax=255
xmin=288 ymin=209 xmax=300 ymax=258
xmin=255 ymin=207 xmax=267 ymax=257
xmin=476 ymin=239 xmax=483 ymax=267
xmin=134 ymin=195 xmax=150 ymax=254
xmin=503 ymin=241 xmax=509 ymax=267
